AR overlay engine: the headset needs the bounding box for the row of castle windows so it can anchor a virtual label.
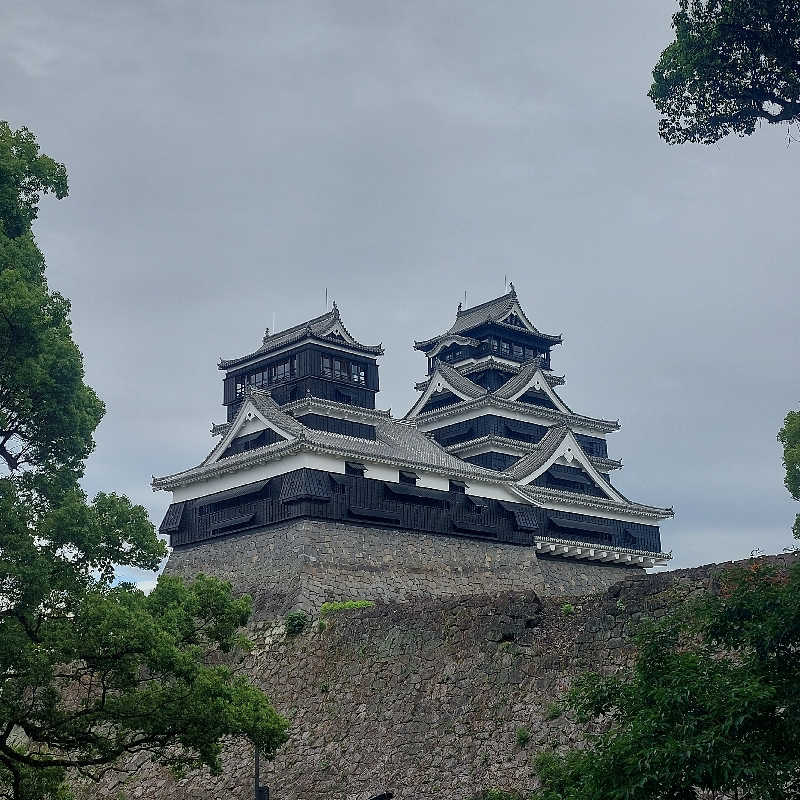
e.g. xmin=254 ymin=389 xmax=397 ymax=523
xmin=234 ymin=353 xmax=367 ymax=399
xmin=235 ymin=356 xmax=298 ymax=397
xmin=321 ymin=355 xmax=366 ymax=384
xmin=438 ymin=338 xmax=545 ymax=365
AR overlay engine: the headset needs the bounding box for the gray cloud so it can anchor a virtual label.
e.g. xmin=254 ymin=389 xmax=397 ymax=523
xmin=2 ymin=0 xmax=797 ymax=576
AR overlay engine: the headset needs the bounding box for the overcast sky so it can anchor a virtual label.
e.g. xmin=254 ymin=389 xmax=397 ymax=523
xmin=2 ymin=0 xmax=797 ymax=585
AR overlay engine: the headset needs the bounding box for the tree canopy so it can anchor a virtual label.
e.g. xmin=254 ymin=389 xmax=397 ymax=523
xmin=649 ymin=0 xmax=800 ymax=144
xmin=528 ymin=559 xmax=800 ymax=800
xmin=0 ymin=121 xmax=288 ymax=800
xmin=778 ymin=409 xmax=800 ymax=538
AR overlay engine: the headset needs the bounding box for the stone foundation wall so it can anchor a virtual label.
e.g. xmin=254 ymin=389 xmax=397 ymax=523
xmin=80 ymin=554 xmax=798 ymax=800
xmin=537 ymin=554 xmax=637 ymax=595
xmin=166 ymin=519 xmax=642 ymax=613
xmin=166 ymin=519 xmax=549 ymax=613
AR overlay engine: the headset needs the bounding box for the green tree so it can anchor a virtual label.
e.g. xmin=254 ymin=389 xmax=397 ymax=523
xmin=529 ymin=560 xmax=800 ymax=800
xmin=0 ymin=121 xmax=288 ymax=800
xmin=778 ymin=409 xmax=800 ymax=539
xmin=649 ymin=0 xmax=800 ymax=144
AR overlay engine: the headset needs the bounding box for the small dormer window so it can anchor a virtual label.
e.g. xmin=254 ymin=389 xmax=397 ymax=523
xmin=346 ymin=462 xmax=366 ymax=477
xmin=399 ymin=471 xmax=417 ymax=485
xmin=449 ymin=479 xmax=466 ymax=494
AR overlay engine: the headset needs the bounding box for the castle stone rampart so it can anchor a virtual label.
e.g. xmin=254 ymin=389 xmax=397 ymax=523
xmin=165 ymin=520 xmax=637 ymax=613
xmin=80 ymin=552 xmax=799 ymax=800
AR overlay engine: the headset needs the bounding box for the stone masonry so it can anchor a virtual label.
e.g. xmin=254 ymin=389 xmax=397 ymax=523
xmin=77 ymin=548 xmax=798 ymax=800
xmin=164 ymin=519 xmax=638 ymax=615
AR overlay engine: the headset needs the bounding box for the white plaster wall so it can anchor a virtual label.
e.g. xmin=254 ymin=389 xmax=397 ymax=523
xmin=170 ymin=452 xmax=345 ymax=502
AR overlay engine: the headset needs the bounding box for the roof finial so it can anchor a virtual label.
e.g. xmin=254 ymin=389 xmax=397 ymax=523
xmin=509 ymin=281 xmax=516 ymax=295
xmin=457 ymin=302 xmax=462 ymax=312
xmin=332 ymin=300 xmax=339 ymax=316
xmin=262 ymin=328 xmax=270 ymax=344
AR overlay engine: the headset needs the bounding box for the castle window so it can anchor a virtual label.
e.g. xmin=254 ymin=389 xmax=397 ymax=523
xmin=351 ymin=363 xmax=366 ymax=385
xmin=449 ymin=479 xmax=466 ymax=494
xmin=500 ymin=340 xmax=511 ymax=357
xmin=345 ymin=462 xmax=366 ymax=477
xmin=399 ymin=470 xmax=417 ymax=485
xmin=322 ymin=355 xmax=332 ymax=377
xmin=513 ymin=343 xmax=523 ymax=359
xmin=524 ymin=346 xmax=536 ymax=360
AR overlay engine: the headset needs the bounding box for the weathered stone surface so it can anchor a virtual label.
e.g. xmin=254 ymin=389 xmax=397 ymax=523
xmin=78 ymin=532 xmax=796 ymax=799
xmin=165 ymin=520 xmax=637 ymax=614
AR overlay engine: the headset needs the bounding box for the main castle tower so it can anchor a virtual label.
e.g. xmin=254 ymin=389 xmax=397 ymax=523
xmin=154 ymin=289 xmax=672 ymax=608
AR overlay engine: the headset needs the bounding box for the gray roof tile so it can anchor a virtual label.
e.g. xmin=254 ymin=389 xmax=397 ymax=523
xmin=415 ymin=288 xmax=561 ymax=351
xmin=219 ymin=306 xmax=383 ymax=369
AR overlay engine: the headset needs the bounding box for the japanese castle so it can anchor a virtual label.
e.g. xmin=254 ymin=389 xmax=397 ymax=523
xmin=154 ymin=287 xmax=672 ymax=570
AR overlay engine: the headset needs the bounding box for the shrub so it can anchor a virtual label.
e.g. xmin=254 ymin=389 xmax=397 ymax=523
xmin=284 ymin=610 xmax=309 ymax=636
xmin=561 ymin=602 xmax=575 ymax=616
xmin=515 ymin=726 xmax=530 ymax=748
xmin=544 ymin=702 xmax=563 ymax=721
xmin=319 ymin=600 xmax=374 ymax=617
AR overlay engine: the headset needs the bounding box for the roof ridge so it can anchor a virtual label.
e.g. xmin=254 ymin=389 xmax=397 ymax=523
xmin=456 ymin=289 xmax=515 ymax=317
xmin=262 ymin=308 xmax=336 ymax=343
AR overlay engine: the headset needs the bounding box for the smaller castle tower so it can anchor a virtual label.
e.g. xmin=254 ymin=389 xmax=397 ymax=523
xmin=218 ymin=303 xmax=383 ymax=422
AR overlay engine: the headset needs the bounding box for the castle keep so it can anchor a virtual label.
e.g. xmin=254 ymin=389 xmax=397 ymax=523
xmin=154 ymin=288 xmax=672 ymax=606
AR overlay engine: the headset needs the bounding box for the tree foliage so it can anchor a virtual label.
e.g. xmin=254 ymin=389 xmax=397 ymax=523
xmin=778 ymin=409 xmax=800 ymax=538
xmin=0 ymin=122 xmax=288 ymax=800
xmin=529 ymin=560 xmax=800 ymax=800
xmin=649 ymin=0 xmax=800 ymax=144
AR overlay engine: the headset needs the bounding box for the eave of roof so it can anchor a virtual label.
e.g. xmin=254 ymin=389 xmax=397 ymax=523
xmin=219 ymin=307 xmax=383 ymax=370
xmin=443 ymin=435 xmax=621 ymax=472
xmin=533 ymin=537 xmax=671 ymax=566
xmin=414 ymin=394 xmax=620 ymax=433
xmin=414 ymin=359 xmax=565 ymax=392
xmin=414 ymin=288 xmax=561 ymax=351
xmin=512 ymin=483 xmax=674 ymax=521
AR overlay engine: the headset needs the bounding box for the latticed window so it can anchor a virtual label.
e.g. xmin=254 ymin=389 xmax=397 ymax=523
xmin=351 ymin=363 xmax=366 ymax=384
xmin=321 ymin=354 xmax=367 ymax=385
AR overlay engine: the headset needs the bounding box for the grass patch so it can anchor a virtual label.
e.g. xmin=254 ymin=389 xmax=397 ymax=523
xmin=319 ymin=600 xmax=375 ymax=617
xmin=545 ymin=702 xmax=563 ymax=721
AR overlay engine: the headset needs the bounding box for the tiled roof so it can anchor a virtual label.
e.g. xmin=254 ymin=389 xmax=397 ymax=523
xmin=219 ymin=306 xmax=383 ymax=370
xmin=153 ymin=391 xmax=669 ymax=520
xmin=414 ymin=288 xmax=561 ymax=351
xmin=414 ymin=393 xmax=620 ymax=433
xmin=514 ymin=483 xmax=673 ymax=520
xmin=491 ymin=360 xmax=572 ymax=412
xmin=156 ymin=389 xmax=504 ymax=490
xmin=434 ymin=362 xmax=488 ymax=400
xmin=504 ymin=425 xmax=568 ymax=480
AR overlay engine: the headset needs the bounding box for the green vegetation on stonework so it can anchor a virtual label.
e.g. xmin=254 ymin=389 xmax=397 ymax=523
xmin=319 ymin=600 xmax=375 ymax=617
xmin=528 ymin=560 xmax=800 ymax=800
xmin=0 ymin=122 xmax=288 ymax=800
xmin=778 ymin=409 xmax=800 ymax=539
xmin=560 ymin=603 xmax=575 ymax=616
xmin=515 ymin=727 xmax=530 ymax=748
xmin=649 ymin=0 xmax=800 ymax=145
xmin=284 ymin=611 xmax=309 ymax=637
xmin=544 ymin=703 xmax=562 ymax=721
xmin=470 ymin=791 xmax=527 ymax=800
